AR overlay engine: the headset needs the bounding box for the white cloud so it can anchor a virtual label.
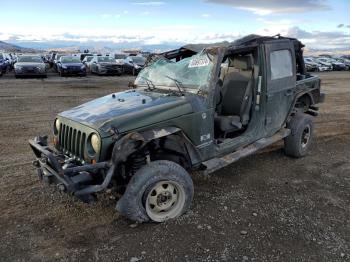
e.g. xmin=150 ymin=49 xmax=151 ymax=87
xmin=201 ymin=13 xmax=211 ymax=18
xmin=205 ymin=0 xmax=330 ymax=15
xmin=1 ymin=22 xmax=349 ymax=51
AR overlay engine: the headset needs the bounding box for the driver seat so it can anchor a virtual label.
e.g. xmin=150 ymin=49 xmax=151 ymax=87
xmin=215 ymin=55 xmax=253 ymax=136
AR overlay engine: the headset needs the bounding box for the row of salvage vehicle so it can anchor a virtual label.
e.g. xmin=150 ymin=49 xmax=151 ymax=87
xmin=0 ymin=52 xmax=147 ymax=78
xmin=304 ymin=56 xmax=350 ymax=72
xmin=48 ymin=52 xmax=147 ymax=77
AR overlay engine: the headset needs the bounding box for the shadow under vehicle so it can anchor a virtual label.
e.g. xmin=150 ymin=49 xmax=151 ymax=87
xmin=56 ymin=56 xmax=87 ymax=77
xmin=14 ymin=55 xmax=47 ymax=78
xmin=29 ymin=35 xmax=324 ymax=223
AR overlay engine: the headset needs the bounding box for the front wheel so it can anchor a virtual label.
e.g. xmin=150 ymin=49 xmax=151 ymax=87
xmin=284 ymin=113 xmax=314 ymax=158
xmin=116 ymin=160 xmax=194 ymax=223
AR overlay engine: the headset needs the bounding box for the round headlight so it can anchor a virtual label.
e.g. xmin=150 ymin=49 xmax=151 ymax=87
xmin=91 ymin=133 xmax=101 ymax=153
xmin=54 ymin=119 xmax=60 ymax=134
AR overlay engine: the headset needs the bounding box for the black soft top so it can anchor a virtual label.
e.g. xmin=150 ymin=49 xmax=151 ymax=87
xmin=161 ymin=34 xmax=304 ymax=59
xmin=228 ymin=34 xmax=304 ymax=51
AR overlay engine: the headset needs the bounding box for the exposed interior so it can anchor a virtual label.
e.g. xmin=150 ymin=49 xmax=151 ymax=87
xmin=214 ymin=52 xmax=255 ymax=140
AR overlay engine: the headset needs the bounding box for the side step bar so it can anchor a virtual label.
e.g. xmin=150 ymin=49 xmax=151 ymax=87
xmin=201 ymin=128 xmax=291 ymax=175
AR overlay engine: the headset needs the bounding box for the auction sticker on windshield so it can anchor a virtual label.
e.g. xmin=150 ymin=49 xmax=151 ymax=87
xmin=188 ymin=57 xmax=210 ymax=68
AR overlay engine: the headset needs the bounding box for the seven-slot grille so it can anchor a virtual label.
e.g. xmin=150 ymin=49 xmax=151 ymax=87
xmin=58 ymin=123 xmax=86 ymax=159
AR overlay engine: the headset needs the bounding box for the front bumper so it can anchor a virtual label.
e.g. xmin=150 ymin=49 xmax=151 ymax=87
xmin=29 ymin=136 xmax=111 ymax=197
xmin=61 ymin=68 xmax=86 ymax=76
xmin=318 ymin=66 xmax=332 ymax=72
xmin=15 ymin=69 xmax=46 ymax=77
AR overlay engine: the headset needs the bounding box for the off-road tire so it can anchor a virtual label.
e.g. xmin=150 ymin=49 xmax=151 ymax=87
xmin=116 ymin=160 xmax=194 ymax=223
xmin=284 ymin=113 xmax=314 ymax=158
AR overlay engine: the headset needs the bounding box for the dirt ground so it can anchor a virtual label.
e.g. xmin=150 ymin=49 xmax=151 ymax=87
xmin=0 ymin=71 xmax=349 ymax=262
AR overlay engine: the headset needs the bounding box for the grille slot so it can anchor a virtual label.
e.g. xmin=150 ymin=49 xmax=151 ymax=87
xmin=58 ymin=124 xmax=86 ymax=159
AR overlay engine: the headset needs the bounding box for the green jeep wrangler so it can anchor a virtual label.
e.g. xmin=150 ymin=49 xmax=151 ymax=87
xmin=29 ymin=35 xmax=324 ymax=223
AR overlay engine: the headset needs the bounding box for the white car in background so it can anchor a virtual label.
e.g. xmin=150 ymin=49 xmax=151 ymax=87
xmin=316 ymin=57 xmax=333 ymax=71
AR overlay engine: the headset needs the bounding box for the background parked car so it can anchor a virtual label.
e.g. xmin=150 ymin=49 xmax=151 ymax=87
xmin=53 ymin=54 xmax=64 ymax=71
xmin=123 ymin=56 xmax=146 ymax=75
xmin=77 ymin=52 xmax=93 ymax=62
xmin=316 ymin=57 xmax=333 ymax=71
xmin=82 ymin=55 xmax=94 ymax=72
xmin=328 ymin=58 xmax=347 ymax=71
xmin=48 ymin=53 xmax=56 ymax=67
xmin=336 ymin=58 xmax=350 ymax=70
xmin=114 ymin=53 xmax=127 ymax=64
xmin=56 ymin=56 xmax=87 ymax=77
xmin=14 ymin=55 xmax=47 ymax=78
xmin=304 ymin=57 xmax=319 ymax=72
xmin=0 ymin=53 xmax=7 ymax=75
xmin=5 ymin=53 xmax=15 ymax=70
xmin=90 ymin=56 xmax=122 ymax=75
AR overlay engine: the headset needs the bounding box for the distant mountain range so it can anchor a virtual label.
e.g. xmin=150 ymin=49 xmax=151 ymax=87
xmin=2 ymin=40 xmax=182 ymax=54
xmin=0 ymin=41 xmax=39 ymax=53
xmin=1 ymin=40 xmax=349 ymax=56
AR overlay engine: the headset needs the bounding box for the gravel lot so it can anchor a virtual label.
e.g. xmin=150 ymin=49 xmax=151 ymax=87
xmin=0 ymin=71 xmax=349 ymax=261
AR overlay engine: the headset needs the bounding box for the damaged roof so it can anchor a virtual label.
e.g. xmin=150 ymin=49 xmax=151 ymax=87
xmin=161 ymin=34 xmax=305 ymax=59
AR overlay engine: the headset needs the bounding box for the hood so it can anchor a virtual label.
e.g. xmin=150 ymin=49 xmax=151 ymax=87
xmin=16 ymin=62 xmax=44 ymax=67
xmin=318 ymin=61 xmax=332 ymax=66
xmin=59 ymin=90 xmax=193 ymax=136
xmin=62 ymin=63 xmax=83 ymax=67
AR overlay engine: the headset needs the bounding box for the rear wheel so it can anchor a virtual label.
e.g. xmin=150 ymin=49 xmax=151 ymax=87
xmin=284 ymin=113 xmax=314 ymax=158
xmin=116 ymin=160 xmax=194 ymax=223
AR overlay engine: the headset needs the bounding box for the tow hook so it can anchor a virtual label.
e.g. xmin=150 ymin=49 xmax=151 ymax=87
xmin=32 ymin=160 xmax=40 ymax=167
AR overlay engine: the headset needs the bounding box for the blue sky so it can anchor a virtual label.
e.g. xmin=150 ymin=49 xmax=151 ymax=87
xmin=0 ymin=0 xmax=349 ymax=50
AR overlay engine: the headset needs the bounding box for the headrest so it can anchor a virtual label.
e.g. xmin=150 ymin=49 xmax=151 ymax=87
xmin=233 ymin=56 xmax=253 ymax=70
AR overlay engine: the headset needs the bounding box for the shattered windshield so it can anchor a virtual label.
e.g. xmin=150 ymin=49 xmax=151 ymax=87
xmin=135 ymin=51 xmax=214 ymax=93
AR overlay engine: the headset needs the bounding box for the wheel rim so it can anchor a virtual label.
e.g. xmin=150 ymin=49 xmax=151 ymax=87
xmin=301 ymin=124 xmax=311 ymax=148
xmin=145 ymin=180 xmax=185 ymax=222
